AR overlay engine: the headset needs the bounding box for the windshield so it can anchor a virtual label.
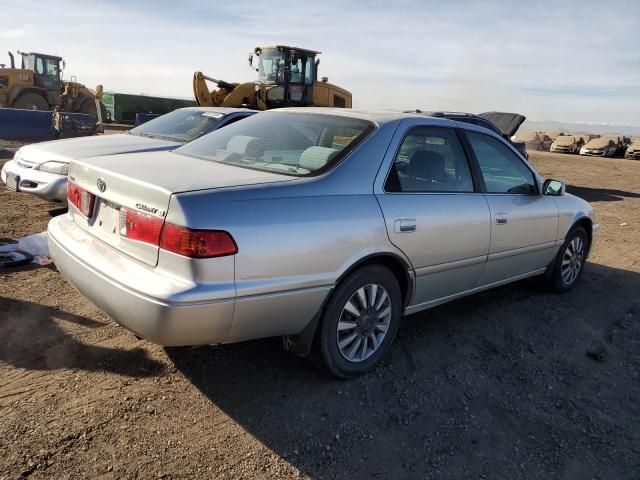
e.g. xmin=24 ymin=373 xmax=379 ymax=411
xmin=257 ymin=49 xmax=286 ymax=84
xmin=176 ymin=112 xmax=374 ymax=176
xmin=129 ymin=109 xmax=226 ymax=142
xmin=555 ymin=136 xmax=576 ymax=145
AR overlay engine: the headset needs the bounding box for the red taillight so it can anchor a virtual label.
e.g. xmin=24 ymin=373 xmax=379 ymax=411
xmin=119 ymin=208 xmax=164 ymax=245
xmin=159 ymin=224 xmax=237 ymax=258
xmin=67 ymin=181 xmax=95 ymax=217
xmin=118 ymin=207 xmax=237 ymax=258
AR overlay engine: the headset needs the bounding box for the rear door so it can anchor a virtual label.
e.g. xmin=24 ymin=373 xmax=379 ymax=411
xmin=463 ymin=129 xmax=559 ymax=285
xmin=375 ymin=121 xmax=491 ymax=307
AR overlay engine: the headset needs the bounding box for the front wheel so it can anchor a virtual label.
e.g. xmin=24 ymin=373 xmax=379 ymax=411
xmin=547 ymin=226 xmax=588 ymax=293
xmin=314 ymin=265 xmax=402 ymax=378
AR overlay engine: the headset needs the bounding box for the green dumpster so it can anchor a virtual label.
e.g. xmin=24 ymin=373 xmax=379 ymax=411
xmin=102 ymin=92 xmax=196 ymax=124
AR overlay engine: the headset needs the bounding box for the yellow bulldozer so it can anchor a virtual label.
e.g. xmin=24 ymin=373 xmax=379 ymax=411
xmin=0 ymin=51 xmax=103 ymax=115
xmin=193 ymin=45 xmax=352 ymax=110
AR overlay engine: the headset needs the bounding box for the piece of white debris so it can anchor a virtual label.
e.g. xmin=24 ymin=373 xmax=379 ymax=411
xmin=620 ymin=222 xmax=628 ymax=226
xmin=17 ymin=231 xmax=50 ymax=257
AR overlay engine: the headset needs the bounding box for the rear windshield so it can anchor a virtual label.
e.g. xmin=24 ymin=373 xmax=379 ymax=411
xmin=130 ymin=110 xmax=227 ymax=143
xmin=176 ymin=112 xmax=374 ymax=176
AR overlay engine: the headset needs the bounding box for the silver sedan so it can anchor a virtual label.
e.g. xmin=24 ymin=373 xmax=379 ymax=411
xmin=48 ymin=108 xmax=598 ymax=378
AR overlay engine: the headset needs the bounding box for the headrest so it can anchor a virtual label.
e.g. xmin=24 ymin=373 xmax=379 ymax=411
xmin=299 ymin=146 xmax=338 ymax=171
xmin=407 ymin=150 xmax=445 ymax=180
xmin=227 ymin=135 xmax=257 ymax=154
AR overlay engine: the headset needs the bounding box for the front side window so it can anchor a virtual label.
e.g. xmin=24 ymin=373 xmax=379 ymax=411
xmin=385 ymin=126 xmax=474 ymax=193
xmin=257 ymin=49 xmax=286 ymax=84
xmin=466 ymin=130 xmax=536 ymax=194
xmin=177 ymin=112 xmax=374 ymax=176
xmin=130 ymin=110 xmax=226 ymax=143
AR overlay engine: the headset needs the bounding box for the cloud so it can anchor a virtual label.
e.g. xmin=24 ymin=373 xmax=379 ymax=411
xmin=0 ymin=28 xmax=25 ymax=38
xmin=3 ymin=0 xmax=639 ymax=124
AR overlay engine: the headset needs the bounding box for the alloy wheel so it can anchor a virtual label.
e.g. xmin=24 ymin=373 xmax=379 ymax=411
xmin=336 ymin=284 xmax=392 ymax=362
xmin=561 ymin=236 xmax=584 ymax=286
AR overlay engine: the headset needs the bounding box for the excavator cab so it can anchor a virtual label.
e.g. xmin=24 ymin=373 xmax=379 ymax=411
xmin=250 ymin=46 xmax=317 ymax=107
xmin=20 ymin=52 xmax=63 ymax=94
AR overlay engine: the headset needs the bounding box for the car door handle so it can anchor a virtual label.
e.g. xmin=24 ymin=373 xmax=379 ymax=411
xmin=394 ymin=218 xmax=416 ymax=233
xmin=494 ymin=213 xmax=508 ymax=225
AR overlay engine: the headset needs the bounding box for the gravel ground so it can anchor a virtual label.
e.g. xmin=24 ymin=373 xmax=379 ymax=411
xmin=0 ymin=150 xmax=639 ymax=479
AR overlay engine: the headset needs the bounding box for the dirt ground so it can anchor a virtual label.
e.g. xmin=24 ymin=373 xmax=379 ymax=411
xmin=0 ymin=150 xmax=639 ymax=479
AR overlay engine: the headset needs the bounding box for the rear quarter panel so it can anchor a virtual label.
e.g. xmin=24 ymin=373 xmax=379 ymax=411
xmin=168 ymin=191 xmax=403 ymax=296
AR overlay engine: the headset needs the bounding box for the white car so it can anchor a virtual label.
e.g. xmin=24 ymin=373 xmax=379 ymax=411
xmin=1 ymin=107 xmax=254 ymax=204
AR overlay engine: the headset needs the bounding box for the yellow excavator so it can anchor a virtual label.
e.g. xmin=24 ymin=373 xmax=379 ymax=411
xmin=0 ymin=51 xmax=103 ymax=115
xmin=193 ymin=46 xmax=352 ymax=110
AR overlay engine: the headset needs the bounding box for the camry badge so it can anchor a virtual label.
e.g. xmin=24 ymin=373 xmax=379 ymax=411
xmin=97 ymin=177 xmax=106 ymax=192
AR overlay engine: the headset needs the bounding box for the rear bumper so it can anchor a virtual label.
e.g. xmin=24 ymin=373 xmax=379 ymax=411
xmin=625 ymin=151 xmax=640 ymax=160
xmin=48 ymin=214 xmax=236 ymax=346
xmin=1 ymin=160 xmax=68 ymax=203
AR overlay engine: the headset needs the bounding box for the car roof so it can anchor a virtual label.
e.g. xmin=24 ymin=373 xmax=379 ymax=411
xmin=272 ymin=107 xmax=456 ymax=126
xmin=268 ymin=108 xmax=516 ymax=142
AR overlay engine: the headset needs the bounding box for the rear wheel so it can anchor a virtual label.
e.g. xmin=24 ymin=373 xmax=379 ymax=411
xmin=13 ymin=92 xmax=49 ymax=110
xmin=314 ymin=265 xmax=402 ymax=378
xmin=547 ymin=226 xmax=588 ymax=293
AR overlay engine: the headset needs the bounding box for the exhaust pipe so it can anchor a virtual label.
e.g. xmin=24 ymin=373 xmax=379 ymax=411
xmin=8 ymin=51 xmax=15 ymax=69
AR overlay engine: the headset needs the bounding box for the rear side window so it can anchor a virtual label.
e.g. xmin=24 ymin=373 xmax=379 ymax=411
xmin=35 ymin=57 xmax=44 ymax=75
xmin=466 ymin=131 xmax=536 ymax=194
xmin=177 ymin=112 xmax=374 ymax=176
xmin=385 ymin=127 xmax=474 ymax=193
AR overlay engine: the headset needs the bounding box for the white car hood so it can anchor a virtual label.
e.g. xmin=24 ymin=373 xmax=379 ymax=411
xmin=17 ymin=134 xmax=180 ymax=166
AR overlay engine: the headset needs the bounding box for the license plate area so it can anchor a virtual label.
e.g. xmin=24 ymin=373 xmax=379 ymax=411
xmin=6 ymin=173 xmax=19 ymax=191
xmin=92 ymin=199 xmax=120 ymax=238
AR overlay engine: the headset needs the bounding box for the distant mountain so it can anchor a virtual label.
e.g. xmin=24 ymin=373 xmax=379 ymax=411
xmin=521 ymin=120 xmax=640 ymax=137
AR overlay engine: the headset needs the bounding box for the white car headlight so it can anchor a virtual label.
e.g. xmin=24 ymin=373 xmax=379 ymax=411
xmin=36 ymin=161 xmax=70 ymax=175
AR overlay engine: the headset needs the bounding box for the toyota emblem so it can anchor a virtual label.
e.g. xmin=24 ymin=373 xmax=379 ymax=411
xmin=96 ymin=177 xmax=106 ymax=192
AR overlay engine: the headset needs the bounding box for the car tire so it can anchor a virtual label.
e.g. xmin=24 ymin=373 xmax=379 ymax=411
xmin=13 ymin=92 xmax=49 ymax=111
xmin=314 ymin=264 xmax=402 ymax=379
xmin=547 ymin=225 xmax=588 ymax=293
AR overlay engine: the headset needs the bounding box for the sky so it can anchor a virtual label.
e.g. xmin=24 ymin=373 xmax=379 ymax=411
xmin=2 ymin=0 xmax=639 ymax=125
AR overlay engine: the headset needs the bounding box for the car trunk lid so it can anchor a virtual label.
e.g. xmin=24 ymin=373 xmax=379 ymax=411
xmin=18 ymin=133 xmax=180 ymax=166
xmin=68 ymin=151 xmax=293 ymax=266
xmin=479 ymin=112 xmax=526 ymax=137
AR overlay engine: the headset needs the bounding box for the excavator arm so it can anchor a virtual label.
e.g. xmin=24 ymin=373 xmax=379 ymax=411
xmin=193 ymin=71 xmax=236 ymax=107
xmin=193 ymin=71 xmax=265 ymax=109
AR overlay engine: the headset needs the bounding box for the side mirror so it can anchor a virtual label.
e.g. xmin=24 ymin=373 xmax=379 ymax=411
xmin=248 ymin=53 xmax=253 ymax=68
xmin=543 ymin=179 xmax=565 ymax=196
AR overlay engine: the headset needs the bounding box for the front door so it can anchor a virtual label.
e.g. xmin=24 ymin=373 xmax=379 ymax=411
xmin=375 ymin=124 xmax=491 ymax=308
xmin=463 ymin=130 xmax=559 ymax=286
